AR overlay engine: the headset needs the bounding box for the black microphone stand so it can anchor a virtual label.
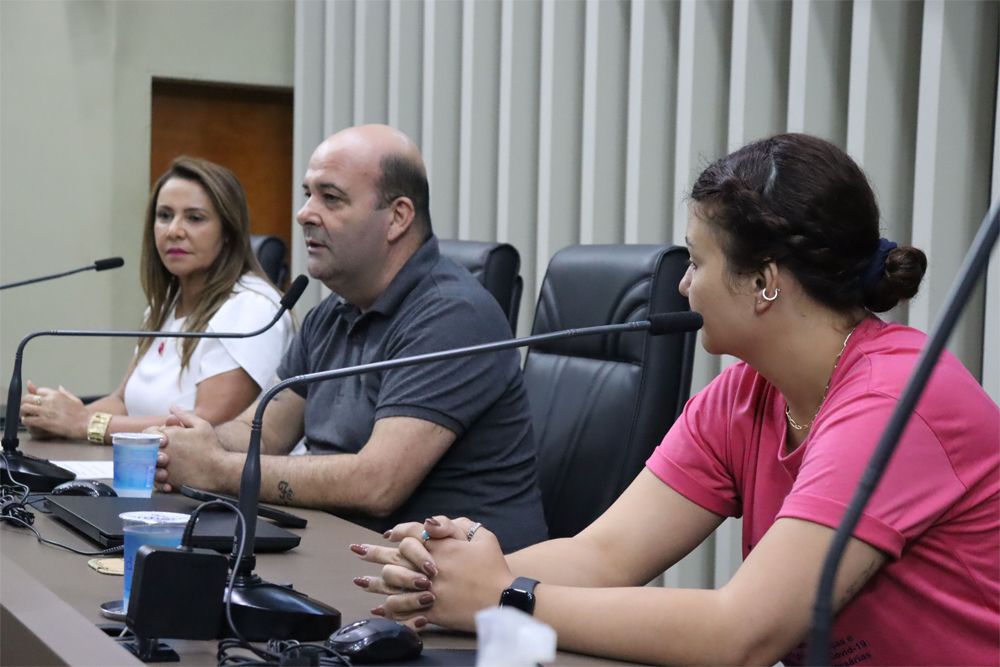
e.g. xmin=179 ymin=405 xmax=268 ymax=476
xmin=806 ymin=199 xmax=999 ymax=664
xmin=224 ymin=312 xmax=703 ymax=640
xmin=1 ymin=276 xmax=308 ymax=491
xmin=0 ymin=257 xmax=124 ymax=290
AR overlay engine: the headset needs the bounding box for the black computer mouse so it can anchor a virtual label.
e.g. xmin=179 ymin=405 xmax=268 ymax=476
xmin=49 ymin=480 xmax=117 ymax=497
xmin=326 ymin=617 xmax=422 ymax=664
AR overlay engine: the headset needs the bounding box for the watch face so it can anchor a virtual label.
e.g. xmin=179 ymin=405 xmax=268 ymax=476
xmin=499 ymin=577 xmax=537 ymax=614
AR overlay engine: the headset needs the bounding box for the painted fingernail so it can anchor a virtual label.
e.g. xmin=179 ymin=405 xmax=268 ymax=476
xmin=418 ymin=593 xmax=435 ymax=606
xmin=414 ymin=617 xmax=428 ymax=629
xmin=370 ymin=606 xmax=386 ymax=616
xmin=422 ymin=561 xmax=438 ymax=577
xmin=382 ymin=530 xmax=392 ymax=539
xmin=350 ymin=544 xmax=368 ymax=556
xmin=352 ymin=577 xmax=370 ymax=588
xmin=424 ymin=517 xmax=441 ymax=526
xmin=413 ymin=577 xmax=431 ymax=590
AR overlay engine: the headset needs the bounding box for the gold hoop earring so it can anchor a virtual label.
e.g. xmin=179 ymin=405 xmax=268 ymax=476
xmin=761 ymin=287 xmax=780 ymax=302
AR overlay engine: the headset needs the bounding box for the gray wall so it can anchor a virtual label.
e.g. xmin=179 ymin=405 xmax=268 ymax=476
xmin=0 ymin=0 xmax=295 ymax=395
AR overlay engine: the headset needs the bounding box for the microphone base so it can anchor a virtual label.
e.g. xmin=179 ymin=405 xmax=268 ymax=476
xmin=0 ymin=451 xmax=75 ymax=491
xmin=223 ymin=573 xmax=341 ymax=641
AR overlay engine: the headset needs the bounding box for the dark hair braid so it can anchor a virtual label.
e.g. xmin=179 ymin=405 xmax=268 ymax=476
xmin=691 ymin=133 xmax=926 ymax=313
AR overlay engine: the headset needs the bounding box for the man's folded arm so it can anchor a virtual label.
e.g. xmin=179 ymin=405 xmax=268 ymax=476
xmin=212 ymin=415 xmax=454 ymax=514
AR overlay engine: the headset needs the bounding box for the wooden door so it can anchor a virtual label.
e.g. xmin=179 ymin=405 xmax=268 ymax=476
xmin=150 ymin=78 xmax=294 ymax=282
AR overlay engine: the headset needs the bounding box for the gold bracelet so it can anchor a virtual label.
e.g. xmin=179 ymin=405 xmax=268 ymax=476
xmin=86 ymin=412 xmax=112 ymax=445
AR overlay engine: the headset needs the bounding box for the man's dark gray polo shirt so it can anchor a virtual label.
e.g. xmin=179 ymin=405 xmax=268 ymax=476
xmin=277 ymin=236 xmax=547 ymax=551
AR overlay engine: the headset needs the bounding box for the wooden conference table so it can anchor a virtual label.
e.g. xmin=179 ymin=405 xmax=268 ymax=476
xmin=1 ymin=438 xmax=631 ymax=666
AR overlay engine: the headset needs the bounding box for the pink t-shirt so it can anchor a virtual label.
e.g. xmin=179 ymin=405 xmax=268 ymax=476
xmin=647 ymin=317 xmax=999 ymax=666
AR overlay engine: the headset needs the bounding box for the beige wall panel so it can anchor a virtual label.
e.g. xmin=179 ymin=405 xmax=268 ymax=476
xmin=389 ymin=0 xmax=425 ymax=146
xmin=458 ymin=0 xmax=502 ymax=242
xmin=846 ymin=0 xmax=922 ymax=329
xmin=496 ymin=0 xmax=542 ymax=335
xmin=728 ymin=0 xmax=791 ymax=149
xmin=909 ymin=0 xmax=997 ymax=378
xmin=579 ymin=0 xmax=630 ymax=245
xmin=787 ymin=0 xmax=851 ymax=144
xmin=624 ymin=0 xmax=680 ymax=246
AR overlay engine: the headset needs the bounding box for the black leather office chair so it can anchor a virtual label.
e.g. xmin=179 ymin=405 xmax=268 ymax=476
xmin=250 ymin=235 xmax=288 ymax=288
xmin=524 ymin=244 xmax=696 ymax=538
xmin=438 ymin=239 xmax=523 ymax=332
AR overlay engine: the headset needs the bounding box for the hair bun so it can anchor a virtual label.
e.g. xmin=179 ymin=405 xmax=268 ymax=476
xmin=863 ymin=246 xmax=928 ymax=312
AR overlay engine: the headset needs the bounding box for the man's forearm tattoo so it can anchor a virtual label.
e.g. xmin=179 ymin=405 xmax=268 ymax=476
xmin=277 ymin=480 xmax=294 ymax=505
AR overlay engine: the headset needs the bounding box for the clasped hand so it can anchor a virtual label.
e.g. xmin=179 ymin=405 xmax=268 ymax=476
xmin=350 ymin=516 xmax=512 ymax=633
xmin=150 ymin=406 xmax=225 ymax=492
xmin=19 ymin=381 xmax=89 ymax=440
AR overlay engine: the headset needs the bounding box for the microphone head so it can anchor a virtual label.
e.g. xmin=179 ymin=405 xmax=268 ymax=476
xmin=648 ymin=311 xmax=703 ymax=335
xmin=280 ymin=275 xmax=309 ymax=309
xmin=94 ymin=257 xmax=125 ymax=271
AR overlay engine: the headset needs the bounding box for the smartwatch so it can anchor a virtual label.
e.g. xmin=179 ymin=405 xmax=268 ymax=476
xmin=498 ymin=576 xmax=539 ymax=615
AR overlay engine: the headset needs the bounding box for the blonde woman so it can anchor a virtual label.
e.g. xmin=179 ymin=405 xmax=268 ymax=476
xmin=21 ymin=157 xmax=293 ymax=444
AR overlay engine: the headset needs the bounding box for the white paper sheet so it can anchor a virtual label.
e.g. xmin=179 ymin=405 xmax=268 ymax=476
xmin=52 ymin=460 xmax=114 ymax=480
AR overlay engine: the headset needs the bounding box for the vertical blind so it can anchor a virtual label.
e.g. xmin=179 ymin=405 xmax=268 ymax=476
xmin=293 ymin=0 xmax=999 ymax=588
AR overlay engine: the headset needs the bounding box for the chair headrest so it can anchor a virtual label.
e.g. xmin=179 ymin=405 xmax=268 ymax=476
xmin=531 ymin=244 xmax=690 ymax=363
xmin=250 ymin=235 xmax=285 ymax=256
xmin=437 ymin=240 xmax=520 ymax=278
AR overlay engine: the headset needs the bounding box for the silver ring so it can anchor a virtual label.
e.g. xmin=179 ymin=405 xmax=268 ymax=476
xmin=420 ymin=529 xmax=431 ymax=542
xmin=466 ymin=522 xmax=482 ymax=542
xmin=33 ymin=395 xmax=41 ymax=406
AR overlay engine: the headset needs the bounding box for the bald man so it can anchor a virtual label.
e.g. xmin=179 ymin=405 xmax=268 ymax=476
xmin=156 ymin=125 xmax=548 ymax=551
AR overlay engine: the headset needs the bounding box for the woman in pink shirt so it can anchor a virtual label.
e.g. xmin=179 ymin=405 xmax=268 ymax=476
xmin=352 ymin=134 xmax=999 ymax=666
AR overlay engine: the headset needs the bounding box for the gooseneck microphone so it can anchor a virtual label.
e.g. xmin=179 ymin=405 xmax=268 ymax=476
xmin=0 ymin=257 xmax=125 ymax=291
xmin=221 ymin=310 xmax=703 ymax=641
xmin=806 ymin=200 xmax=999 ymax=665
xmin=0 ymin=275 xmax=309 ymax=492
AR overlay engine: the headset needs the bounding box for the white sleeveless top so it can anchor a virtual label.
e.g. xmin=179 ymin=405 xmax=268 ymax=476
xmin=123 ymin=274 xmax=293 ymax=416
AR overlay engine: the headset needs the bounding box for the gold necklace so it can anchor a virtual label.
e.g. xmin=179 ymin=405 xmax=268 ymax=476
xmin=785 ymin=326 xmax=858 ymax=431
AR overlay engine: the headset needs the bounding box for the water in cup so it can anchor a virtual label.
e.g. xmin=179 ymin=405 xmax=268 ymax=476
xmin=120 ymin=511 xmax=190 ymax=611
xmin=112 ymin=433 xmax=161 ymax=498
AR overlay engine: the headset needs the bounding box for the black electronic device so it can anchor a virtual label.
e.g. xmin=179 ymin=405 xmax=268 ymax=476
xmin=326 ymin=618 xmax=423 ymax=664
xmin=0 ymin=274 xmax=308 ymax=492
xmin=0 ymin=256 xmax=124 ymax=291
xmin=499 ymin=576 xmax=539 ymax=615
xmin=122 ymin=544 xmax=229 ymax=661
xmin=44 ymin=495 xmax=301 ymax=553
xmin=50 ymin=480 xmax=117 ymax=497
xmin=179 ymin=484 xmax=307 ymax=529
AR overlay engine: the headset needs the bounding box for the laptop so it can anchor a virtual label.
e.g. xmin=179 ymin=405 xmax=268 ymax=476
xmin=46 ymin=495 xmax=301 ymax=553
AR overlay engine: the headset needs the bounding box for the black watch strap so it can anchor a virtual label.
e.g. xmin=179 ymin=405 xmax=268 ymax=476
xmin=499 ymin=576 xmax=539 ymax=615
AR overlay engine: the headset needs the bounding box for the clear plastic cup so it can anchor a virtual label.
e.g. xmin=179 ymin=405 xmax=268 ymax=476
xmin=120 ymin=511 xmax=190 ymax=611
xmin=112 ymin=433 xmax=161 ymax=498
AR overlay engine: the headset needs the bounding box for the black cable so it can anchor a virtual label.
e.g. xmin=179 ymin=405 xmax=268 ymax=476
xmin=1 ymin=452 xmax=123 ymax=555
xmin=194 ymin=498 xmax=351 ymax=667
xmin=216 ymin=637 xmax=351 ymax=666
xmin=1 ymin=513 xmax=124 ymax=555
xmin=25 ymin=494 xmax=52 ymax=512
xmin=0 ymin=451 xmax=31 ymax=498
xmin=177 ymin=499 xmax=337 ymax=667
xmin=179 ymin=500 xmax=258 ymax=650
